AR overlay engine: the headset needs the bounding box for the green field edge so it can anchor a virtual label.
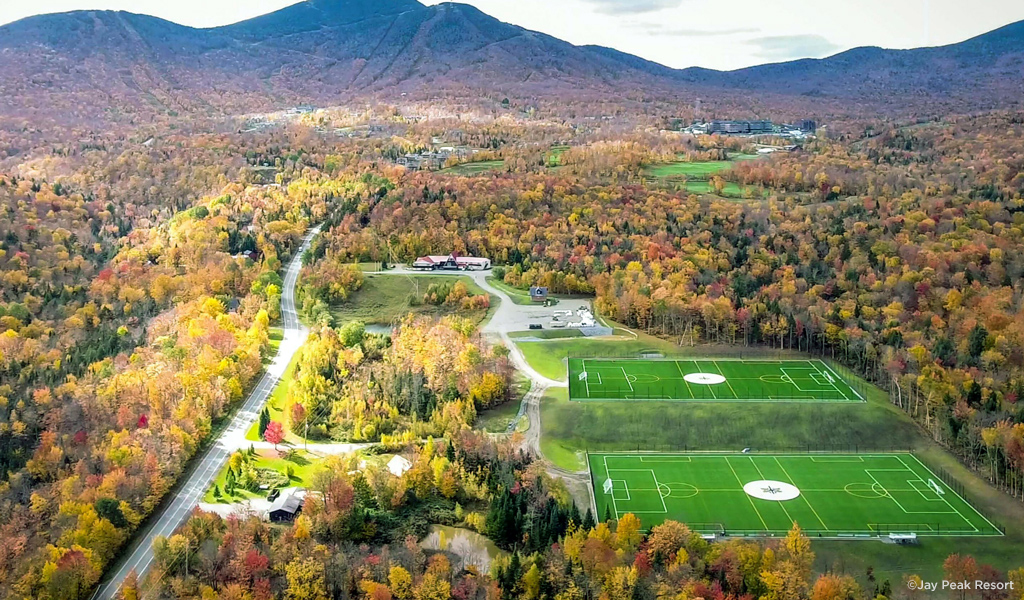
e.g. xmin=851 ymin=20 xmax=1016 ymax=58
xmin=567 ymin=358 xmax=866 ymax=404
xmin=585 ymin=451 xmax=1005 ymax=538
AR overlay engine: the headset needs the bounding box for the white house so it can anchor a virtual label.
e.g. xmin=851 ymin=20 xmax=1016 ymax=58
xmin=388 ymin=455 xmax=413 ymax=477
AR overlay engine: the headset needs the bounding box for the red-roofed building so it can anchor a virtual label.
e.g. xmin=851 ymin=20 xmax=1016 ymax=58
xmin=412 ymin=253 xmax=491 ymax=271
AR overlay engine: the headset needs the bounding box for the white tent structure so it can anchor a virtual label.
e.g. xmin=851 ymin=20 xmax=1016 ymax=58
xmin=388 ymin=455 xmax=413 ymax=477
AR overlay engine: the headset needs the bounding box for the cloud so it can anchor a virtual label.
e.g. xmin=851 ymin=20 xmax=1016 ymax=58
xmin=583 ymin=0 xmax=683 ymax=15
xmin=748 ymin=34 xmax=842 ymax=60
xmin=633 ymin=22 xmax=761 ymax=37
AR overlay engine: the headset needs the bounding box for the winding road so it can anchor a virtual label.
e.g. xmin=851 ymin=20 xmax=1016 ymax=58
xmin=91 ymin=226 xmax=321 ymax=600
xmin=366 ymin=268 xmax=591 ymax=500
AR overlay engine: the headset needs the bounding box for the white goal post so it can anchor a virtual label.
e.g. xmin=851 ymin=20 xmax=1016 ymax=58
xmin=578 ymin=371 xmax=588 ymax=381
xmin=603 ymin=478 xmax=614 ymax=494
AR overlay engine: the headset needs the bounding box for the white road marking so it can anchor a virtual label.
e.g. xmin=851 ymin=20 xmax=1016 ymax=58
xmin=92 ymin=226 xmax=321 ymax=600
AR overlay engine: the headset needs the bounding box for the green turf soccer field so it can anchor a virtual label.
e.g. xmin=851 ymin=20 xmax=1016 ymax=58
xmin=588 ymin=453 xmax=1002 ymax=537
xmin=567 ymin=358 xmax=863 ymax=402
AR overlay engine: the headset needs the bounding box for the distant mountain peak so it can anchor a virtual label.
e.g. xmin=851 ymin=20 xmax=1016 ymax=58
xmin=0 ymin=4 xmax=1021 ymax=120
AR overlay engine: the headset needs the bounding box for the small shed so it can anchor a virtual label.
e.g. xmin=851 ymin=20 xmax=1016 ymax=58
xmin=529 ymin=286 xmax=549 ymax=302
xmin=267 ymin=488 xmax=305 ymax=522
xmin=388 ymin=455 xmax=413 ymax=477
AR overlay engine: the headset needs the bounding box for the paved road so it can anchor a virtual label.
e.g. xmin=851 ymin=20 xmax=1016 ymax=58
xmin=366 ymin=268 xmax=570 ymax=457
xmin=92 ymin=226 xmax=321 ymax=600
xmin=366 ymin=266 xmax=565 ymax=387
xmin=465 ymin=272 xmax=594 ymax=506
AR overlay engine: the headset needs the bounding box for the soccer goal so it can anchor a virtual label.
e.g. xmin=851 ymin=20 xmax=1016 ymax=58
xmin=579 ymin=371 xmax=588 ymax=381
xmin=603 ymin=478 xmax=614 ymax=494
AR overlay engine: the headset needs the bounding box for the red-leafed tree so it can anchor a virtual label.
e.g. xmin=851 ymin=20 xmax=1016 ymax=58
xmin=264 ymin=421 xmax=285 ymax=450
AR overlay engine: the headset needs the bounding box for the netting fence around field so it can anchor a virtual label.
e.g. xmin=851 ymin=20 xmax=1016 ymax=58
xmin=567 ymin=347 xmax=789 ymax=360
xmin=711 ymin=524 xmax=992 ymax=537
xmin=914 ymin=456 xmax=1008 ymax=535
xmin=586 ymin=444 xmax=917 ymax=454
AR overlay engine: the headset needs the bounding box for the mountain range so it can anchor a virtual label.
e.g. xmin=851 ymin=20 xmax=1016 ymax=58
xmin=0 ymin=0 xmax=1022 ymax=122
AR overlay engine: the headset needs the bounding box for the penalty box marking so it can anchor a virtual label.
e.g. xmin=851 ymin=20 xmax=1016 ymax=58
xmin=605 ymin=468 xmax=669 ymax=514
xmin=599 ymin=454 xmax=982 ymax=534
xmin=896 ymin=454 xmax=981 ymax=532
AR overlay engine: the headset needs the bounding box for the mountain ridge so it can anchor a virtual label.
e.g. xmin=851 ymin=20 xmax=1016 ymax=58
xmin=1 ymin=1 xmax=1022 ymax=121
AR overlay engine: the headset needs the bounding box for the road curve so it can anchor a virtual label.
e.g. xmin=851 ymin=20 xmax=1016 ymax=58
xmin=91 ymin=225 xmax=321 ymax=600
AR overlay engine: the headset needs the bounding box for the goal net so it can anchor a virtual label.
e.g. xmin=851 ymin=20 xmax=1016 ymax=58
xmin=603 ymin=478 xmax=614 ymax=494
xmin=927 ymin=479 xmax=945 ymax=495
xmin=578 ymin=371 xmax=588 ymax=381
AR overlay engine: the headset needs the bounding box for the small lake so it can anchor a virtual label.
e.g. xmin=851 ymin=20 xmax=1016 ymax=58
xmin=420 ymin=525 xmax=505 ymax=572
xmin=364 ymin=323 xmax=394 ymax=336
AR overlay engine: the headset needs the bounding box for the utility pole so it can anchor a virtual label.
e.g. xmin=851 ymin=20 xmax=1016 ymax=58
xmin=184 ymin=535 xmax=191 ymax=577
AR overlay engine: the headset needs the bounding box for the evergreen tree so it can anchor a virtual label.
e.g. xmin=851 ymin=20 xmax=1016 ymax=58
xmin=967 ymin=323 xmax=989 ymax=362
xmin=966 ymin=381 xmax=983 ymax=407
xmin=501 ymin=553 xmax=522 ymax=600
xmin=582 ymin=508 xmax=596 ymax=531
xmin=258 ymin=407 xmax=270 ymax=438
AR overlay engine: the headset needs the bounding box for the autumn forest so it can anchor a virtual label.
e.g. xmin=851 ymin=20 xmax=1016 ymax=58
xmin=1 ymin=19 xmax=1024 ymax=596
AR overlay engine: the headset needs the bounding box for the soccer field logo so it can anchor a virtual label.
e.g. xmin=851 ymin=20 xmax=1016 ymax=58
xmin=589 ymin=453 xmax=1002 ymax=537
xmin=744 ymin=480 xmax=801 ymax=501
xmin=569 ymin=358 xmax=864 ymax=403
xmin=684 ymin=373 xmax=726 ymax=385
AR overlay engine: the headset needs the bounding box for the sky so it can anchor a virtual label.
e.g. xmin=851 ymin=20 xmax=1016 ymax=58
xmin=1 ymin=0 xmax=1023 ymax=70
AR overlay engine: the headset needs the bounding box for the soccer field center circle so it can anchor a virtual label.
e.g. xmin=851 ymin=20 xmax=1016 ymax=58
xmin=743 ymin=480 xmax=801 ymax=501
xmin=683 ymin=372 xmax=726 ymax=385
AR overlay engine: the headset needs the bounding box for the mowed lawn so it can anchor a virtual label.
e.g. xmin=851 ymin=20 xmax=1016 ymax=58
xmin=643 ymin=160 xmax=737 ymax=178
xmin=568 ymin=358 xmax=862 ymax=403
xmin=516 ymin=335 xmax=686 ymax=381
xmin=441 ymin=160 xmax=505 ymax=175
xmin=332 ymin=274 xmax=496 ymax=326
xmin=485 ymin=276 xmax=536 ymax=305
xmin=203 ymin=449 xmax=323 ymax=503
xmin=589 ymin=453 xmax=1001 ymax=536
xmin=246 ymin=347 xmax=304 ymax=444
xmin=642 ymin=156 xmax=760 ymax=198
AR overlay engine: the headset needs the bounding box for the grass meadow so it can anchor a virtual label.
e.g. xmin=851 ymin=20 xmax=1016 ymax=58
xmin=440 ymin=160 xmax=505 ymax=175
xmin=642 ymin=155 xmax=760 ymax=198
xmin=331 ymin=274 xmax=497 ymax=326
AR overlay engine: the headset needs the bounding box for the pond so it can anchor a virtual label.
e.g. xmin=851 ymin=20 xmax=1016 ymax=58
xmin=420 ymin=525 xmax=506 ymax=572
xmin=364 ymin=323 xmax=394 ymax=336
